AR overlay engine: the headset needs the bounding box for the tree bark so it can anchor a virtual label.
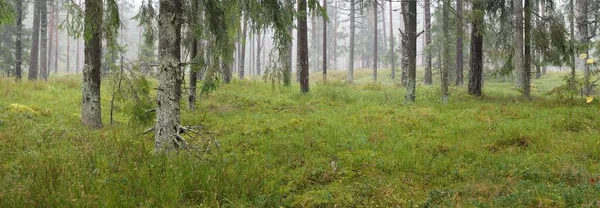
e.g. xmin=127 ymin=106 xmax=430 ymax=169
xmin=523 ymin=0 xmax=531 ymax=97
xmin=238 ymin=16 xmax=247 ymax=79
xmin=577 ymin=0 xmax=591 ymax=94
xmin=67 ymin=11 xmax=70 ymax=73
xmin=256 ymin=29 xmax=262 ymax=75
xmin=323 ymin=0 xmax=327 ymax=81
xmin=54 ymin=1 xmax=59 ymax=75
xmin=155 ymin=0 xmax=183 ymax=151
xmin=81 ymin=0 xmax=103 ymax=128
xmin=389 ymin=0 xmax=394 ymax=79
xmin=347 ymin=0 xmax=355 ymax=83
xmin=540 ymin=0 xmax=546 ymax=75
xmin=569 ymin=0 xmax=575 ymax=87
xmin=423 ymin=0 xmax=432 ymax=85
xmin=298 ymin=0 xmax=309 ymax=93
xmin=373 ymin=0 xmax=378 ymax=82
xmin=514 ymin=0 xmax=524 ymax=88
xmin=29 ymin=0 xmax=41 ymax=81
xmin=455 ymin=0 xmax=464 ymax=86
xmin=15 ymin=0 xmax=23 ymax=80
xmin=405 ymin=0 xmax=417 ymax=102
xmin=40 ymin=0 xmax=48 ymax=80
xmin=468 ymin=0 xmax=484 ymax=96
xmin=188 ymin=0 xmax=200 ymax=110
xmin=441 ymin=0 xmax=450 ymax=101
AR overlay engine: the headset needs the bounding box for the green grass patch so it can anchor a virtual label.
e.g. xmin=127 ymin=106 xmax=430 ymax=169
xmin=1 ymin=70 xmax=600 ymax=207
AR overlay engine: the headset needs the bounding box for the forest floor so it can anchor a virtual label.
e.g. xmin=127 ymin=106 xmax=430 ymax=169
xmin=1 ymin=69 xmax=600 ymax=207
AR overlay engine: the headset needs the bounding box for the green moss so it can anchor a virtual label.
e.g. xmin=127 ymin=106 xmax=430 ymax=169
xmin=1 ymin=71 xmax=600 ymax=207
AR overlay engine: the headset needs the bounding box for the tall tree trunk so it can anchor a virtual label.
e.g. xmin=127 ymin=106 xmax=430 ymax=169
xmin=256 ymin=29 xmax=262 ymax=75
xmin=188 ymin=0 xmax=200 ymax=110
xmin=389 ymin=0 xmax=395 ymax=79
xmin=347 ymin=0 xmax=355 ymax=83
xmin=54 ymin=1 xmax=59 ymax=74
xmin=155 ymin=0 xmax=183 ymax=151
xmin=238 ymin=16 xmax=247 ymax=79
xmin=40 ymin=0 xmax=48 ymax=80
xmin=380 ymin=1 xmax=387 ymax=57
xmin=540 ymin=0 xmax=546 ymax=75
xmin=322 ymin=0 xmax=327 ymax=81
xmin=577 ymin=0 xmax=591 ymax=94
xmin=468 ymin=0 xmax=484 ymax=96
xmin=298 ymin=0 xmax=309 ymax=93
xmin=76 ymin=38 xmax=81 ymax=73
xmin=400 ymin=1 xmax=408 ymax=86
xmin=534 ymin=0 xmax=540 ymax=79
xmin=67 ymin=20 xmax=70 ymax=73
xmin=284 ymin=27 xmax=293 ymax=86
xmin=441 ymin=0 xmax=450 ymax=101
xmin=29 ymin=0 xmax=41 ymax=81
xmin=15 ymin=0 xmax=23 ymax=80
xmin=81 ymin=0 xmax=103 ymax=128
xmin=405 ymin=0 xmax=417 ymax=102
xmin=523 ymin=0 xmax=531 ymax=97
xmin=48 ymin=0 xmax=54 ymax=75
xmin=514 ymin=0 xmax=523 ymax=88
xmin=372 ymin=0 xmax=378 ymax=82
xmin=423 ymin=0 xmax=432 ymax=85
xmin=569 ymin=0 xmax=575 ymax=88
xmin=455 ymin=0 xmax=464 ymax=86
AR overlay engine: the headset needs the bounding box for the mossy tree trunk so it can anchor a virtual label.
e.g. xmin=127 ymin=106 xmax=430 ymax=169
xmin=81 ymin=0 xmax=103 ymax=129
xmin=40 ymin=0 xmax=48 ymax=81
xmin=404 ymin=0 xmax=417 ymax=102
xmin=155 ymin=0 xmax=183 ymax=151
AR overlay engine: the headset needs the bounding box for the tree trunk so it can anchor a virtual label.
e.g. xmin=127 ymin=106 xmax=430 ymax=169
xmin=322 ymin=0 xmax=327 ymax=81
xmin=188 ymin=0 xmax=200 ymax=110
xmin=15 ymin=0 xmax=23 ymax=80
xmin=569 ymin=0 xmax=575 ymax=87
xmin=523 ymin=0 xmax=531 ymax=97
xmin=441 ymin=0 xmax=450 ymax=101
xmin=29 ymin=0 xmax=41 ymax=81
xmin=82 ymin=0 xmax=103 ymax=128
xmin=468 ymin=0 xmax=484 ymax=96
xmin=577 ymin=0 xmax=591 ymax=94
xmin=514 ymin=0 xmax=523 ymax=88
xmin=346 ymin=0 xmax=355 ymax=83
xmin=380 ymin=1 xmax=387 ymax=58
xmin=40 ymin=0 xmax=48 ymax=80
xmin=155 ymin=0 xmax=183 ymax=151
xmin=455 ymin=0 xmax=464 ymax=86
xmin=239 ymin=16 xmax=247 ymax=79
xmin=423 ymin=0 xmax=432 ymax=85
xmin=405 ymin=0 xmax=417 ymax=102
xmin=298 ymin=0 xmax=309 ymax=93
xmin=389 ymin=0 xmax=394 ymax=79
xmin=256 ymin=29 xmax=262 ymax=76
xmin=372 ymin=0 xmax=378 ymax=82
xmin=48 ymin=0 xmax=54 ymax=75
xmin=54 ymin=1 xmax=59 ymax=75
xmin=540 ymin=0 xmax=546 ymax=75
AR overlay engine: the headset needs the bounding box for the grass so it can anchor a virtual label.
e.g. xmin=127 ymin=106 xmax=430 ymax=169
xmin=1 ymin=69 xmax=600 ymax=207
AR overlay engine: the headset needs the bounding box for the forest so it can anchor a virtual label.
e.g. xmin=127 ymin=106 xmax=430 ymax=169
xmin=1 ymin=0 xmax=600 ymax=206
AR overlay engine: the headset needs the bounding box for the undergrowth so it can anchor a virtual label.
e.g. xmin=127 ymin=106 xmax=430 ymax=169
xmin=1 ymin=70 xmax=600 ymax=207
